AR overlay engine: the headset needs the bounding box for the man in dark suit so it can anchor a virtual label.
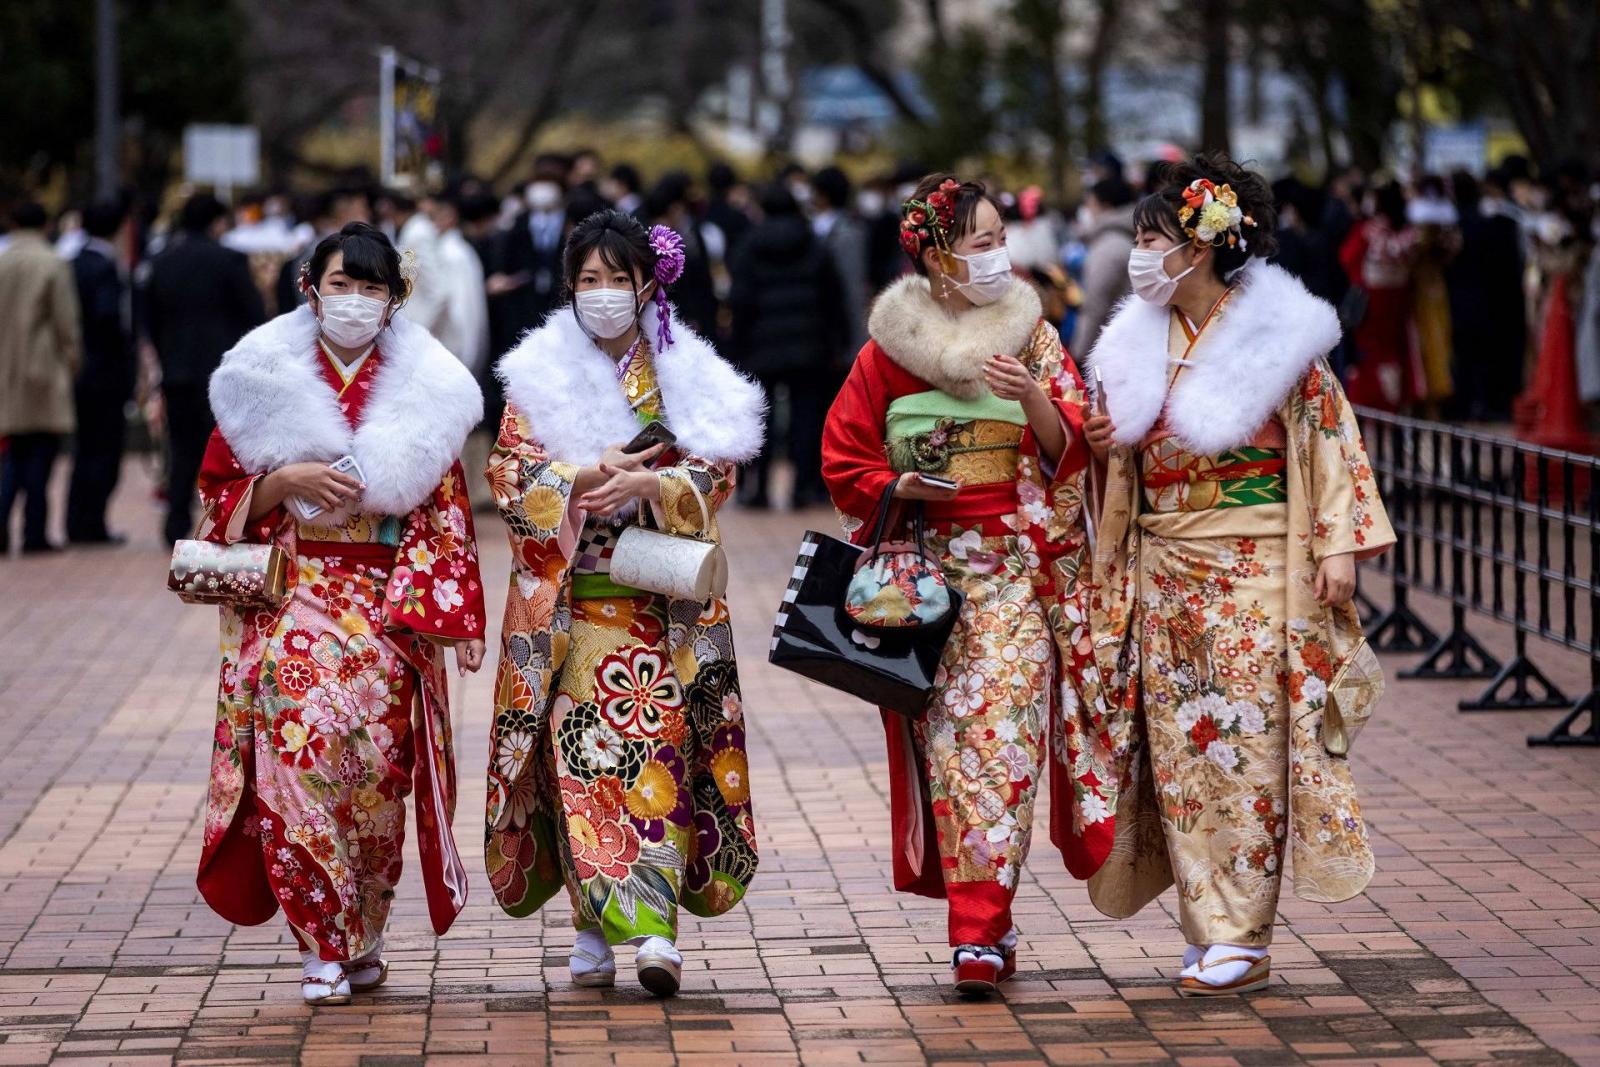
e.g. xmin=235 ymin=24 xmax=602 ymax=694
xmin=490 ymin=171 xmax=567 ymax=345
xmin=67 ymin=199 xmax=137 ymax=544
xmin=144 ymin=193 xmax=266 ymax=543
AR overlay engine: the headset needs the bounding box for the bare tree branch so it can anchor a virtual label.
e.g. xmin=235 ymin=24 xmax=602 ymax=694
xmin=801 ymin=0 xmax=930 ymax=127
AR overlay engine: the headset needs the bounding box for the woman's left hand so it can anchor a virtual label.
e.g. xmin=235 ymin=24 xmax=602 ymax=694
xmin=1313 ymin=552 xmax=1357 ymax=606
xmin=454 ymin=638 xmax=486 ymax=676
xmin=577 ymin=467 xmax=659 ymax=517
xmin=983 ymin=353 xmax=1042 ymax=403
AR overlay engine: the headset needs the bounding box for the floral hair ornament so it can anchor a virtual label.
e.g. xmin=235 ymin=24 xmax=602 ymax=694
xmin=900 ymin=178 xmax=962 ymax=273
xmin=648 ymin=224 xmax=686 ymax=350
xmin=1178 ymin=178 xmax=1255 ymax=251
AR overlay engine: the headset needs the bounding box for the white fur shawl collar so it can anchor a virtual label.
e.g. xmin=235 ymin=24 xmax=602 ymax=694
xmin=209 ymin=306 xmax=483 ymax=515
xmin=867 ymin=274 xmax=1042 ymax=399
xmin=495 ymin=301 xmax=766 ymax=466
xmin=1086 ymin=260 xmax=1340 ymax=453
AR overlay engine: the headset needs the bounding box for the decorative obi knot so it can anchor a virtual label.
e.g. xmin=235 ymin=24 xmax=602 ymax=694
xmin=887 ymin=417 xmax=1024 ymax=487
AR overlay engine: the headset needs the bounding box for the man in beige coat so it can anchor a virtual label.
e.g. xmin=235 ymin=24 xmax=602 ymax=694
xmin=0 ymin=202 xmax=81 ymax=553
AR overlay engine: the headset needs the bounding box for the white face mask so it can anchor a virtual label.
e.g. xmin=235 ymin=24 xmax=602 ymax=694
xmin=527 ymin=182 xmax=563 ymax=212
xmin=1127 ymin=244 xmax=1196 ymax=305
xmin=317 ymin=292 xmax=389 ymax=348
xmin=574 ymin=287 xmax=642 ymax=339
xmin=949 ymin=247 xmax=1012 ymax=306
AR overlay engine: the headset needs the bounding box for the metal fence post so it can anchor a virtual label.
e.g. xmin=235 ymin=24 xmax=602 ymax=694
xmin=1367 ymin=418 xmax=1440 ymax=652
xmin=1404 ymin=429 xmax=1500 ymax=680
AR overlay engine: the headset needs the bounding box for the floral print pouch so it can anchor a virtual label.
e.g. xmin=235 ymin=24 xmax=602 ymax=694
xmin=845 ymin=545 xmax=953 ymax=628
xmin=843 ymin=487 xmax=955 ymax=631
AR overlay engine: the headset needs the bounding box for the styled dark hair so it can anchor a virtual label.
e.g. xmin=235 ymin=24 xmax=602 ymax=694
xmin=1373 ymin=181 xmax=1408 ymax=229
xmin=758 ymin=183 xmax=802 ymax=218
xmin=562 ymin=209 xmax=656 ymax=298
xmin=1090 ymin=176 xmax=1135 ymax=209
xmin=83 ymin=198 xmax=127 ymax=239
xmin=9 ymin=201 xmax=47 ymax=230
xmin=1133 ymin=152 xmax=1279 ymax=282
xmin=903 ymin=172 xmax=1002 ymax=276
xmin=179 ymin=192 xmax=229 ymax=234
xmin=304 ymin=221 xmax=408 ymax=304
xmin=812 ymin=165 xmax=853 ymax=210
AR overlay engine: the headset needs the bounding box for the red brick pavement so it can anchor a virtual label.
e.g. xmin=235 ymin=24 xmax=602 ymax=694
xmin=0 ymin=464 xmax=1597 ymax=1066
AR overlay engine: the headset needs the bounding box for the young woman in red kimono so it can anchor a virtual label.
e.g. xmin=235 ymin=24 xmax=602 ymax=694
xmin=196 ymin=223 xmax=486 ymax=1005
xmin=821 ymin=175 xmax=1124 ymax=996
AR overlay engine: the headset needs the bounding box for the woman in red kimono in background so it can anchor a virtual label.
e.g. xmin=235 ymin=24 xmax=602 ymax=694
xmin=821 ymin=175 xmax=1125 ymax=996
xmin=196 ymin=223 xmax=486 ymax=1005
xmin=1339 ymin=182 xmax=1422 ymax=411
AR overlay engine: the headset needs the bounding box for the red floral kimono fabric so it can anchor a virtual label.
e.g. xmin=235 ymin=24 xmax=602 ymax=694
xmin=821 ymin=323 xmax=1109 ymax=947
xmin=194 ymin=346 xmax=486 ymax=961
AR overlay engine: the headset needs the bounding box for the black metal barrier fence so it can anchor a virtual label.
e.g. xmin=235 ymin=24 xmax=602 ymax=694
xmin=1354 ymin=407 xmax=1599 ymax=746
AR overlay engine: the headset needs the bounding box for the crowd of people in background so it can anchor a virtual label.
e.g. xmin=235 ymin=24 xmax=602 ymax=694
xmin=2 ymin=147 xmax=1597 ymax=555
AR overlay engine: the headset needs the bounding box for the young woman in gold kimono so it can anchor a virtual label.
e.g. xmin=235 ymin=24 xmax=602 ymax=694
xmin=1082 ymin=154 xmax=1394 ymax=995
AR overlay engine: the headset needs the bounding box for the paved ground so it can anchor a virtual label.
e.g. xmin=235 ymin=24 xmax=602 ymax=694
xmin=1 ymin=462 xmax=1598 ymax=1066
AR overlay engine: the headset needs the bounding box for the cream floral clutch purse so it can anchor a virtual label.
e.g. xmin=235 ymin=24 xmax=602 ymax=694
xmin=167 ymin=540 xmax=289 ymax=608
xmin=1322 ymin=637 xmax=1383 ymax=756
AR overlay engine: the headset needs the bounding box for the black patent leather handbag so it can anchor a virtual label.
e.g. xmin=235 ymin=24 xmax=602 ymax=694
xmin=767 ymin=486 xmax=963 ymax=717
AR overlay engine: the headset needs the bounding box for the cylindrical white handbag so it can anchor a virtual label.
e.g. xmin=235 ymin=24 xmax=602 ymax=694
xmin=608 ymin=471 xmax=729 ymax=603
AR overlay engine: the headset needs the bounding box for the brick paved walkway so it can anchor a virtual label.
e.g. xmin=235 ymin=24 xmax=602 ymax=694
xmin=2 ymin=464 xmax=1598 ymax=1066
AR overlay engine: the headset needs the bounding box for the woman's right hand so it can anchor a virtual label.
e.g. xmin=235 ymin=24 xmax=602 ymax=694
xmin=599 ymin=442 xmax=666 ymax=472
xmin=1082 ymin=410 xmax=1117 ymax=462
xmin=270 ymin=462 xmax=364 ymax=512
xmin=893 ymin=472 xmax=961 ymax=501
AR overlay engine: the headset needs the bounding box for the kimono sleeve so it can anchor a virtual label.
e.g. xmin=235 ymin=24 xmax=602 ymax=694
xmin=486 ymin=403 xmax=587 ymax=570
xmin=821 ymin=346 xmax=899 ymax=535
xmin=382 ymin=460 xmax=488 ymax=640
xmin=1290 ymin=361 xmax=1396 ymax=562
xmin=1028 ymin=322 xmax=1090 ymax=484
xmin=653 ymin=459 xmax=736 ymax=537
xmin=195 ymin=429 xmax=282 ymax=545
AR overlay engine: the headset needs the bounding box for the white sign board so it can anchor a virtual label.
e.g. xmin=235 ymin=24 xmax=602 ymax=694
xmin=183 ymin=124 xmax=260 ymax=192
xmin=1423 ymin=124 xmax=1488 ymax=176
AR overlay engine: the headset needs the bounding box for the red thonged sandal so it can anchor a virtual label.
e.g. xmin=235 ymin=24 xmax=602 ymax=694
xmin=951 ymin=944 xmax=1017 ymax=997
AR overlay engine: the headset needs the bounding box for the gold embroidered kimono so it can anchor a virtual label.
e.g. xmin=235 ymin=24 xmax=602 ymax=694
xmin=1085 ymin=262 xmax=1395 ymax=947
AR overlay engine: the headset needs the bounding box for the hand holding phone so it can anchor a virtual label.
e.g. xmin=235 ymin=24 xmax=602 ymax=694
xmin=895 ymin=472 xmax=962 ymax=501
xmin=1083 ymin=368 xmax=1116 ymax=459
xmin=289 ymin=455 xmax=365 ymax=522
xmin=623 ymin=421 xmax=677 ymax=455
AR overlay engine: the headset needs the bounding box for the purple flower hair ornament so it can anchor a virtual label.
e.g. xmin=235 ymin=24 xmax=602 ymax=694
xmin=648 ymin=224 xmax=686 ymax=350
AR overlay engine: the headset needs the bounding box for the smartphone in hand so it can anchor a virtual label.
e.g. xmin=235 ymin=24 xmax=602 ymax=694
xmin=623 ymin=421 xmax=677 ymax=455
xmin=290 ymin=455 xmax=365 ymax=522
xmin=917 ymin=473 xmax=960 ymax=491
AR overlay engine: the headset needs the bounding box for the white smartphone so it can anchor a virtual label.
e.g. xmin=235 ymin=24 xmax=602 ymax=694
xmin=290 ymin=455 xmax=365 ymax=522
xmin=917 ymin=473 xmax=960 ymax=491
xmin=1094 ymin=367 xmax=1108 ymax=415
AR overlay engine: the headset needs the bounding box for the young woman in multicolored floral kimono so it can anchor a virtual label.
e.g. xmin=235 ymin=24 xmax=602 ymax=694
xmin=197 ymin=222 xmax=486 ymax=1005
xmin=1081 ymin=154 xmax=1395 ymax=996
xmin=821 ymin=175 xmax=1126 ymax=996
xmin=484 ymin=210 xmax=765 ymax=997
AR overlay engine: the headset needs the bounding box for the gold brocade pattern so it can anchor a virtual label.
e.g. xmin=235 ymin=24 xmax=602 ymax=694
xmin=1136 ymin=508 xmax=1291 ymax=946
xmin=622 ymin=342 xmax=663 ymax=423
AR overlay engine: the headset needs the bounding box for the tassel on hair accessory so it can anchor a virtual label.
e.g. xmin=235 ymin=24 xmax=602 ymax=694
xmin=648 ymin=225 xmax=686 ymax=351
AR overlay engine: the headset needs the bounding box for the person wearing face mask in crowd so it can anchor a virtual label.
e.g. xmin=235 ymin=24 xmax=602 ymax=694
xmin=1080 ymin=154 xmax=1394 ymax=997
xmin=1072 ymin=176 xmax=1137 ymax=358
xmin=484 ymin=209 xmax=765 ymax=998
xmin=489 ymin=170 xmax=570 ymax=349
xmin=194 ymin=221 xmax=486 ymax=1006
xmin=728 ymin=184 xmax=850 ymax=509
xmin=821 ymin=175 xmax=1113 ymax=997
